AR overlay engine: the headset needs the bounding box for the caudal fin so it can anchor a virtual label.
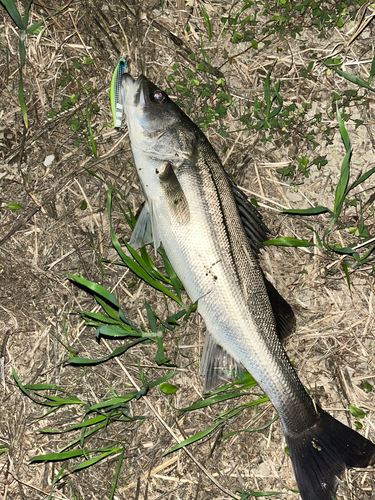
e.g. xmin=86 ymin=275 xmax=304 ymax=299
xmin=285 ymin=408 xmax=375 ymax=500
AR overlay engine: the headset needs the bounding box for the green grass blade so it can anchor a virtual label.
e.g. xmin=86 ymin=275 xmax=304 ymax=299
xmin=48 ymin=464 xmax=66 ymax=500
xmin=144 ymin=300 xmax=157 ymax=332
xmin=333 ymin=105 xmax=351 ymax=218
xmin=264 ymin=67 xmax=271 ymax=117
xmin=67 ymin=273 xmax=120 ymax=309
xmin=87 ymin=395 xmax=135 ymax=412
xmin=201 ymin=7 xmax=211 ymax=42
xmin=164 ymin=421 xmax=221 ymax=455
xmin=347 ymin=166 xmax=375 ymax=192
xmin=283 ymin=206 xmax=330 ymax=215
xmin=30 ymin=450 xmax=88 ymax=462
xmin=147 ymin=371 xmax=177 ymax=389
xmin=336 ymin=102 xmax=350 ymax=152
xmin=181 ymin=391 xmax=252 ymax=411
xmin=106 ymin=188 xmax=183 ymax=306
xmin=71 ymin=448 xmax=122 ymax=472
xmin=341 ymin=261 xmax=351 ymax=290
xmin=86 ymin=103 xmax=97 ymax=156
xmin=18 ymin=70 xmax=28 ymax=128
xmin=263 ymin=237 xmax=314 ymax=247
xmin=334 ymin=67 xmax=375 ymax=93
xmin=110 ymin=448 xmax=124 ymax=500
xmin=237 ymin=489 xmax=282 ymax=498
xmin=68 ymin=337 xmax=147 ymax=365
xmin=221 ymin=414 xmax=279 ymax=440
xmin=369 ymin=53 xmax=375 ymax=85
xmin=0 ymin=0 xmax=25 ymax=29
xmin=22 ymin=0 xmax=33 ymax=26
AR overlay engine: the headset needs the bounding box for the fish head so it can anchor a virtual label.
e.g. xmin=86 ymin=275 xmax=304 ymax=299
xmin=122 ymin=74 xmax=198 ymax=165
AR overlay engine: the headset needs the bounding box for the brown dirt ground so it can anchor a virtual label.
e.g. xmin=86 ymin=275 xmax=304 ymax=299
xmin=0 ymin=1 xmax=375 ymax=499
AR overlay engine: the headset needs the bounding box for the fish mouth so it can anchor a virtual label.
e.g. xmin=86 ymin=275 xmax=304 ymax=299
xmin=122 ymin=73 xmax=147 ymax=108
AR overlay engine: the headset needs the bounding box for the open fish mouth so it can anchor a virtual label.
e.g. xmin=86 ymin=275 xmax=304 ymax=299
xmin=122 ymin=73 xmax=146 ymax=108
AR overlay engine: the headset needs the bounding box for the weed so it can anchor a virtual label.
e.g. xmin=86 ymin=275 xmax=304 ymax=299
xmin=265 ymin=105 xmax=375 ymax=279
xmin=0 ymin=0 xmax=65 ymax=128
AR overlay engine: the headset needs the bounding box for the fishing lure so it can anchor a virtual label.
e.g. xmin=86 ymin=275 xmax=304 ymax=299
xmin=110 ymin=58 xmax=127 ymax=130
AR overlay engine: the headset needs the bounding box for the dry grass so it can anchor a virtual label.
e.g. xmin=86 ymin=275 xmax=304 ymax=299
xmin=0 ymin=1 xmax=374 ymax=499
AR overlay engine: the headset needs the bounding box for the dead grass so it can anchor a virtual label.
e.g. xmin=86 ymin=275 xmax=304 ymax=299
xmin=0 ymin=1 xmax=374 ymax=499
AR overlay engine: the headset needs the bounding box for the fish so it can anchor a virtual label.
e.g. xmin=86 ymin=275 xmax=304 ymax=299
xmin=119 ymin=71 xmax=375 ymax=500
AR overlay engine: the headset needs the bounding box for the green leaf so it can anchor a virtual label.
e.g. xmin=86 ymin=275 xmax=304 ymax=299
xmin=71 ymin=448 xmax=122 ymax=472
xmin=165 ymin=421 xmax=221 ymax=455
xmin=347 ymin=166 xmax=375 ymax=193
xmin=201 ymin=7 xmax=211 ymax=42
xmin=18 ymin=71 xmax=28 ymax=128
xmin=0 ymin=0 xmax=25 ymax=29
xmin=67 ymin=273 xmax=120 ymax=309
xmin=181 ymin=391 xmax=253 ymax=411
xmin=88 ymin=394 xmax=135 ymax=412
xmin=26 ymin=19 xmax=44 ymax=34
xmin=283 ymin=206 xmax=330 ymax=215
xmin=369 ymin=53 xmax=375 ymax=84
xmin=106 ymin=188 xmax=183 ymax=306
xmin=334 ymin=67 xmax=375 ymax=94
xmin=68 ymin=338 xmax=147 ymax=365
xmin=349 ymin=404 xmax=366 ymax=419
xmin=237 ymin=490 xmax=282 ymax=498
xmin=30 ymin=450 xmax=88 ymax=462
xmin=333 ymin=104 xmax=351 ymax=218
xmin=110 ymin=448 xmax=124 ymax=500
xmin=160 ymin=383 xmax=178 ymax=395
xmin=7 ymin=203 xmax=23 ymax=210
xmin=147 ymin=371 xmax=178 ymax=390
xmin=341 ymin=261 xmax=351 ymax=290
xmin=361 ymin=381 xmax=372 ymax=392
xmin=263 ymin=237 xmax=314 ymax=247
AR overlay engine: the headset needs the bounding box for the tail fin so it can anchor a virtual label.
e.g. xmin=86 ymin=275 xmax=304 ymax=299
xmin=285 ymin=408 xmax=375 ymax=500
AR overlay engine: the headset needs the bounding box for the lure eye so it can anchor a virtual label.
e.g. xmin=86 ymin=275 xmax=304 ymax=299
xmin=153 ymin=90 xmax=165 ymax=103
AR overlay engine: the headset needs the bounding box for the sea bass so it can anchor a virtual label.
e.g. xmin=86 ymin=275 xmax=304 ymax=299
xmin=120 ymin=72 xmax=375 ymax=500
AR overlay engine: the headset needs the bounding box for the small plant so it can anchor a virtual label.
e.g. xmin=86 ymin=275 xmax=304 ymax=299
xmin=0 ymin=0 xmax=44 ymax=127
xmin=0 ymin=0 xmax=65 ymax=128
xmin=48 ymin=59 xmax=103 ymax=156
xmin=265 ymin=105 xmax=375 ymax=280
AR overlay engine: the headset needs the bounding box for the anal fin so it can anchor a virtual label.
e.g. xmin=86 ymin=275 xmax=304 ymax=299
xmin=200 ymin=332 xmax=243 ymax=393
xmin=264 ymin=277 xmax=296 ymax=340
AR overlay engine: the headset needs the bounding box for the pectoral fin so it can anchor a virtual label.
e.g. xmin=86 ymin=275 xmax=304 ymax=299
xmin=200 ymin=332 xmax=243 ymax=393
xmin=159 ymin=162 xmax=190 ymax=225
xmin=129 ymin=200 xmax=161 ymax=253
xmin=129 ymin=202 xmax=153 ymax=250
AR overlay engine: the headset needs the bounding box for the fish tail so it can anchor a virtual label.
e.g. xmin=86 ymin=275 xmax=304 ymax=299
xmin=285 ymin=407 xmax=375 ymax=500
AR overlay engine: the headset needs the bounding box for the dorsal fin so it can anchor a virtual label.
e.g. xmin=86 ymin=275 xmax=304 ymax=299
xmin=228 ymin=175 xmax=270 ymax=257
xmin=229 ymin=176 xmax=296 ymax=340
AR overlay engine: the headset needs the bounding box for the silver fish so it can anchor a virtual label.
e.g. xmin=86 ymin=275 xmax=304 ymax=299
xmin=121 ymin=72 xmax=375 ymax=500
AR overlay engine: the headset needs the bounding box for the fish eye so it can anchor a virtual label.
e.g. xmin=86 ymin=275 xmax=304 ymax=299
xmin=153 ymin=90 xmax=165 ymax=103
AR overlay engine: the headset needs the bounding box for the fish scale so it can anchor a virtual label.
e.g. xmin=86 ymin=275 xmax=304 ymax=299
xmin=120 ymin=70 xmax=375 ymax=500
